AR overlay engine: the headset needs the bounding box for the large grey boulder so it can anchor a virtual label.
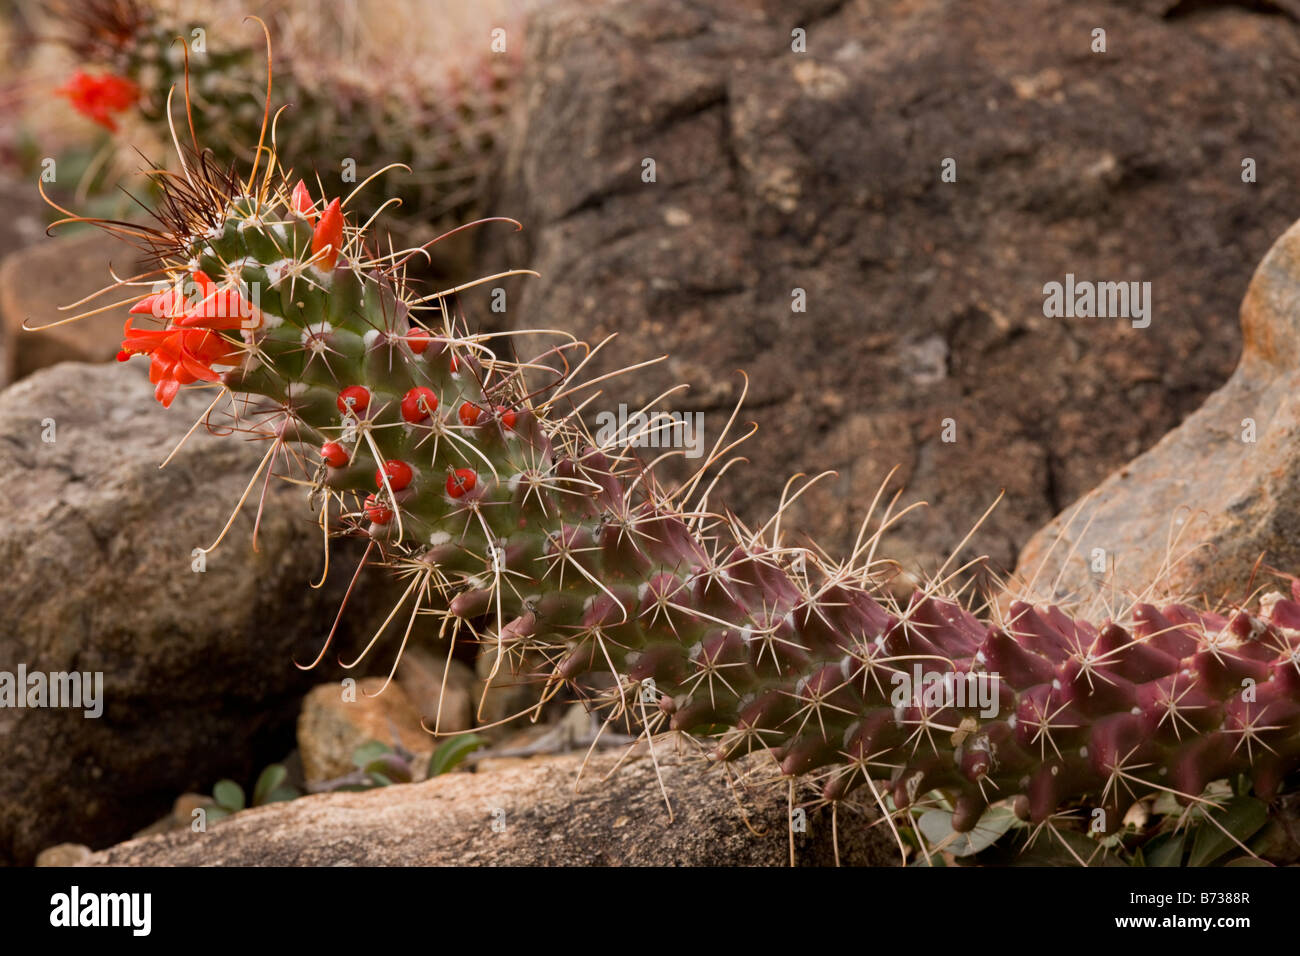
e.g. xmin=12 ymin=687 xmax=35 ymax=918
xmin=84 ymin=753 xmax=898 ymax=866
xmin=495 ymin=0 xmax=1300 ymax=582
xmin=0 ymin=361 xmax=396 ymax=864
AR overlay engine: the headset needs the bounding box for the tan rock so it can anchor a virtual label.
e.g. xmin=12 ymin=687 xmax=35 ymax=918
xmin=395 ymin=646 xmax=474 ymax=734
xmin=1014 ymin=217 xmax=1300 ymax=605
xmin=35 ymin=843 xmax=92 ymax=867
xmin=0 ymin=230 xmax=138 ymax=386
xmin=297 ymin=678 xmax=434 ymax=785
xmin=84 ymin=753 xmax=897 ymax=866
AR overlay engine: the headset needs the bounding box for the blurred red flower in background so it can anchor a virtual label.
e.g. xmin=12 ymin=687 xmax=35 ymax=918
xmin=56 ymin=70 xmax=139 ymax=132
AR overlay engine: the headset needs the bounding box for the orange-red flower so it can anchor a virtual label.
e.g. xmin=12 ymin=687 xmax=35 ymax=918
xmin=118 ymin=271 xmax=243 ymax=407
xmin=56 ymin=71 xmax=139 ymax=132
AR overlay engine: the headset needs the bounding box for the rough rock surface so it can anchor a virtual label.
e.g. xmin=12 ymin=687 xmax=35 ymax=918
xmin=0 ymin=231 xmax=135 ymax=387
xmin=496 ymin=0 xmax=1300 ymax=583
xmin=85 ymin=753 xmax=898 ymax=866
xmin=0 ymin=362 xmax=397 ymax=864
xmin=1015 ymin=216 xmax=1300 ymax=604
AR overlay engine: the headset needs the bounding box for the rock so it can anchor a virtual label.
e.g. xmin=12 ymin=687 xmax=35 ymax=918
xmin=129 ymin=791 xmax=214 ymax=840
xmin=171 ymin=793 xmax=212 ymax=827
xmin=35 ymin=843 xmax=92 ymax=867
xmin=1014 ymin=217 xmax=1300 ymax=604
xmin=0 ymin=179 xmax=49 ymax=263
xmin=0 ymin=231 xmax=138 ymax=387
xmin=297 ymin=678 xmax=433 ymax=786
xmin=0 ymin=362 xmax=398 ymax=864
xmin=83 ymin=753 xmax=898 ymax=865
xmin=495 ymin=0 xmax=1300 ymax=584
xmin=395 ymin=646 xmax=474 ymax=734
xmin=473 ymin=644 xmax=548 ymax=735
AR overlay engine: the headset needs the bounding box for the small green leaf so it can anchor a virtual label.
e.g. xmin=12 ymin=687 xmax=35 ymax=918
xmin=351 ymin=740 xmax=392 ymax=768
xmin=212 ymin=779 xmax=245 ymax=812
xmin=1010 ymin=828 xmax=1128 ymax=867
xmin=367 ymin=772 xmax=394 ymax=787
xmin=253 ymin=764 xmax=288 ymax=805
xmin=1145 ymin=831 xmax=1187 ymax=868
xmin=205 ymin=806 xmax=230 ymax=822
xmin=261 ymin=785 xmax=300 ymax=804
xmin=1189 ymin=797 xmax=1268 ymax=867
xmin=1223 ymin=856 xmax=1273 ymax=867
xmin=364 ymin=753 xmax=412 ymax=784
xmin=428 ymin=734 xmax=488 ymax=777
xmin=917 ymin=806 xmax=1016 ymax=857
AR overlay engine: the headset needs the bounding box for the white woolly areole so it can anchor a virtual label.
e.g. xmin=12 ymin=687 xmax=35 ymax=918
xmin=429 ymin=531 xmax=451 ymax=546
xmin=263 ymin=258 xmax=299 ymax=288
xmin=301 ymin=321 xmax=333 ymax=343
xmin=362 ymin=329 xmax=381 ymax=349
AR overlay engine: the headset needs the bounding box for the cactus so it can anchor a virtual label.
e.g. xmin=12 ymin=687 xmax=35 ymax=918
xmin=45 ymin=39 xmax=1300 ymax=865
xmin=51 ymin=0 xmax=516 ymax=245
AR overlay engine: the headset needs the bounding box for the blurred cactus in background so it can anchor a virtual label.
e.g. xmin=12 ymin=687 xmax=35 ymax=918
xmin=49 ymin=0 xmax=522 ymax=258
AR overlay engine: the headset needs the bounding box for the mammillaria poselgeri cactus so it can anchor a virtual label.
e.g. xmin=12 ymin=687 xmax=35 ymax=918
xmin=41 ymin=32 xmax=1300 ymax=864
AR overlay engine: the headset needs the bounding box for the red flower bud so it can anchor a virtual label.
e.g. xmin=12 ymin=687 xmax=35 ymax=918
xmin=407 ymin=328 xmax=431 ymax=354
xmin=363 ymin=494 xmax=393 ymax=525
xmin=321 ymin=442 xmax=349 ymax=468
xmin=400 ymin=387 xmax=438 ymax=423
xmin=376 ymin=459 xmax=414 ymax=491
xmin=458 ymin=402 xmax=482 ymax=427
xmin=291 ymin=180 xmax=316 ymax=219
xmin=446 ymin=468 xmax=477 ymax=499
xmin=337 ymin=385 xmax=371 ymax=416
xmin=311 ymin=198 xmax=344 ymax=270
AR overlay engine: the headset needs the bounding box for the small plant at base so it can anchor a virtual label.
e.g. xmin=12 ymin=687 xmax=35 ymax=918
xmin=205 ymin=763 xmax=300 ymax=822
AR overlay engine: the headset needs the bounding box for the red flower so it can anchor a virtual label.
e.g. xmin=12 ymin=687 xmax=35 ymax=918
xmin=56 ymin=71 xmax=139 ymax=132
xmin=118 ymin=271 xmax=241 ymax=407
xmin=178 ymin=287 xmax=262 ymax=331
xmin=311 ymin=198 xmax=344 ymax=269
